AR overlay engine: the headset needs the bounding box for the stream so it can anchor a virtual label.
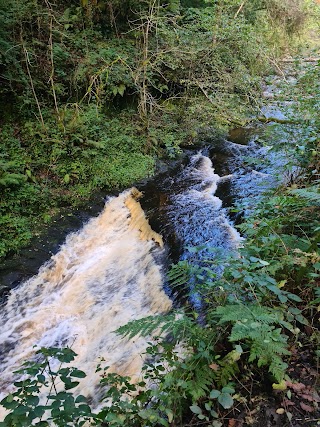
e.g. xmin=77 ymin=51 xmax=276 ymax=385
xmin=0 ymin=104 xmax=291 ymax=409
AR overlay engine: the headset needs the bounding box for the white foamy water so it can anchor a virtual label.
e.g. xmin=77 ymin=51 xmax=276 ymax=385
xmin=162 ymin=153 xmax=241 ymax=310
xmin=0 ymin=188 xmax=171 ymax=410
xmin=166 ymin=153 xmax=242 ymax=257
xmin=0 ymin=153 xmax=243 ymax=417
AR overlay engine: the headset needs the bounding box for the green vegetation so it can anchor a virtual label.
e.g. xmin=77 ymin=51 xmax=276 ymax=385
xmin=1 ymin=55 xmax=320 ymax=424
xmin=1 ymin=0 xmax=319 ymax=425
xmin=0 ymin=0 xmax=310 ymax=258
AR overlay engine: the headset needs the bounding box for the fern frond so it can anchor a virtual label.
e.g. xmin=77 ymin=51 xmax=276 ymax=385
xmin=116 ymin=313 xmax=176 ymax=340
xmin=216 ymin=304 xmax=282 ymax=325
xmin=116 ymin=311 xmax=203 ymax=344
xmin=289 ymin=186 xmax=320 ymax=205
xmin=215 ymin=304 xmax=289 ymax=381
xmin=269 ymin=358 xmax=288 ymax=382
xmin=0 ymin=173 xmax=26 ymax=186
xmin=186 ymin=364 xmax=217 ymax=400
xmin=159 ymin=355 xmax=217 ymax=401
xmin=167 ymin=261 xmax=198 ymax=288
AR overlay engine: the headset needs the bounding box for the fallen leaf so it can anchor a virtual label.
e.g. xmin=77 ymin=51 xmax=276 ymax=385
xmin=282 ymin=399 xmax=295 ymax=407
xmin=228 ymin=419 xmax=237 ymax=427
xmin=300 ymin=402 xmax=314 ymax=412
xmin=273 ymin=380 xmax=287 ymax=391
xmin=244 ymin=416 xmax=255 ymax=425
xmin=301 ymin=393 xmax=314 ymax=402
xmin=209 ymin=363 xmax=219 ymax=371
xmin=286 ymin=381 xmax=306 ymax=392
xmin=276 ymin=408 xmax=285 ymax=414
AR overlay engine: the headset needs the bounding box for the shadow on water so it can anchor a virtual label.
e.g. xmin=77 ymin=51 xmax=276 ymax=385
xmin=0 ymin=194 xmax=107 ymax=297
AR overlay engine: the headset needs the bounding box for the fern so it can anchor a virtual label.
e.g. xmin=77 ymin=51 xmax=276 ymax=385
xmin=289 ymin=186 xmax=320 ymax=205
xmin=215 ymin=304 xmax=282 ymax=325
xmin=116 ymin=311 xmax=207 ymax=345
xmin=215 ymin=304 xmax=290 ymax=381
xmin=185 ymin=364 xmax=217 ymax=401
xmin=116 ymin=313 xmax=176 ymax=340
xmin=0 ymin=160 xmax=26 ymax=187
xmin=0 ymin=173 xmax=26 ymax=186
xmin=167 ymin=261 xmax=202 ymax=289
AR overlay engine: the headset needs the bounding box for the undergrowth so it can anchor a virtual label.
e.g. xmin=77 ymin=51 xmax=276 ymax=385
xmin=1 ymin=59 xmax=319 ymax=425
xmin=0 ymin=1 xmax=319 ymax=426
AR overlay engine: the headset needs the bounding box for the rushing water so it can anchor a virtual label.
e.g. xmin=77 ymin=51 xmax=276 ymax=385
xmin=0 ymin=189 xmax=171 ymax=408
xmin=0 ymin=133 xmax=286 ymax=413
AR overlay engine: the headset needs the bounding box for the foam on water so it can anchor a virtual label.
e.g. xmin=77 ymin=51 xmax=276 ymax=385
xmin=166 ymin=152 xmax=242 ymax=260
xmin=0 ymin=189 xmax=171 ymax=411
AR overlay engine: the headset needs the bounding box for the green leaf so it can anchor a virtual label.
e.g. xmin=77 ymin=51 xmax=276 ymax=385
xmin=75 ymin=395 xmax=87 ymax=403
xmin=34 ymin=406 xmax=46 ymax=418
xmin=65 ymin=381 xmax=79 ymax=390
xmin=278 ymin=294 xmax=288 ymax=303
xmin=189 ymin=405 xmax=202 ymax=415
xmin=37 ymin=374 xmax=46 ymax=383
xmin=218 ymin=393 xmax=234 ymax=409
xmin=6 ymin=394 xmax=13 ymax=403
xmin=71 ymin=369 xmax=86 ymax=378
xmin=287 ymin=293 xmax=302 ymax=302
xmin=210 ymin=390 xmax=221 ymax=399
xmin=117 ymin=84 xmax=126 ymax=97
xmin=13 ymin=405 xmax=29 ymax=415
xmin=295 ymin=314 xmax=309 ymax=325
xmin=78 ymin=404 xmax=91 ymax=415
xmin=221 ymin=386 xmax=235 ymax=394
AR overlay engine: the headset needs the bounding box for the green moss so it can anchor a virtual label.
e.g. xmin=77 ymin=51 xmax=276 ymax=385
xmin=0 ymin=108 xmax=155 ymax=259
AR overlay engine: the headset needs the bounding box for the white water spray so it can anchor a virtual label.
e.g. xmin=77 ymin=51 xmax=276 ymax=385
xmin=0 ymin=188 xmax=171 ymax=409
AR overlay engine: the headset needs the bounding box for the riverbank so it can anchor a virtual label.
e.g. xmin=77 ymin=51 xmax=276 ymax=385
xmin=2 ymin=0 xmax=313 ymax=261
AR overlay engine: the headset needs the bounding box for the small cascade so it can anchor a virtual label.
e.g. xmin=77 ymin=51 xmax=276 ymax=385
xmin=160 ymin=153 xmax=242 ymax=310
xmin=0 ymin=142 xmax=286 ymax=416
xmin=164 ymin=153 xmax=241 ymax=262
xmin=0 ymin=188 xmax=171 ymax=408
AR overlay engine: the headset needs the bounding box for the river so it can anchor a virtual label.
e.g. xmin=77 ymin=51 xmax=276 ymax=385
xmin=0 ymin=123 xmax=288 ymax=410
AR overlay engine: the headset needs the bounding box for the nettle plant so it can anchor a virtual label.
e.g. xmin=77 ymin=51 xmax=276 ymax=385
xmin=0 ymin=340 xmax=237 ymax=427
xmin=0 ymin=348 xmax=92 ymax=427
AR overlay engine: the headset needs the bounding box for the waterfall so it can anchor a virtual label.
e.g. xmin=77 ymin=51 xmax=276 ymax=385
xmin=165 ymin=153 xmax=241 ymax=258
xmin=0 ymin=151 xmax=245 ymax=416
xmin=0 ymin=188 xmax=171 ymax=408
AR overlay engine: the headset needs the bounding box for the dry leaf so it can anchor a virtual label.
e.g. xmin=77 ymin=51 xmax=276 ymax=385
xmin=286 ymin=381 xmax=306 ymax=392
xmin=228 ymin=419 xmax=237 ymax=427
xmin=301 ymin=393 xmax=314 ymax=402
xmin=300 ymin=402 xmax=314 ymax=412
xmin=244 ymin=416 xmax=255 ymax=425
xmin=276 ymin=408 xmax=285 ymax=414
xmin=209 ymin=363 xmax=219 ymax=371
xmin=282 ymin=399 xmax=295 ymax=407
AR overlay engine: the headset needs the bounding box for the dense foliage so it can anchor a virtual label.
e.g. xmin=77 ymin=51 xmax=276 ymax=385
xmin=1 ymin=0 xmax=319 ymax=425
xmin=0 ymin=0 xmax=309 ymax=258
xmin=1 ymin=53 xmax=320 ymax=425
